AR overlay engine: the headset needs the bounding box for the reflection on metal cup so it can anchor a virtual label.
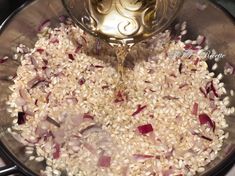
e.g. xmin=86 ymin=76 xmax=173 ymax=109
xmin=62 ymin=0 xmax=184 ymax=46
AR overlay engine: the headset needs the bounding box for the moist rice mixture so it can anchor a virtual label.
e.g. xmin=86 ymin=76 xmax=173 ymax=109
xmin=6 ymin=20 xmax=233 ymax=176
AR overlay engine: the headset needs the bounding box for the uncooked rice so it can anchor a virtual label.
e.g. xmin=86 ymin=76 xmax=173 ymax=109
xmin=6 ymin=19 xmax=234 ymax=176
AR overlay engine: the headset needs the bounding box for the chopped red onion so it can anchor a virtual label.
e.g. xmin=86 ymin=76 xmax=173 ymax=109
xmin=132 ymin=105 xmax=147 ymax=116
xmin=25 ymin=138 xmax=40 ymax=144
xmin=200 ymin=135 xmax=213 ymax=142
xmin=78 ymin=77 xmax=86 ymax=85
xmin=53 ymin=143 xmax=60 ymax=159
xmin=149 ymin=89 xmax=156 ymax=93
xmin=10 ymin=73 xmax=17 ymax=80
xmin=121 ymin=166 xmax=129 ymax=176
xmin=75 ymin=43 xmax=83 ymax=53
xmin=34 ymin=99 xmax=39 ymax=106
xmin=92 ymin=64 xmax=104 ymax=68
xmin=210 ymin=100 xmax=217 ymax=113
xmin=163 ymin=96 xmax=179 ymax=100
xmin=102 ymin=85 xmax=109 ymax=89
xmin=0 ymin=56 xmax=8 ymax=64
xmin=114 ymin=91 xmax=127 ymax=103
xmin=83 ymin=114 xmax=94 ymax=120
xmin=43 ymin=131 xmax=55 ymax=141
xmin=162 ymin=169 xmax=174 ymax=176
xmin=184 ymin=44 xmax=198 ymax=51
xmin=46 ymin=116 xmax=60 ymax=128
xmin=206 ymin=81 xmax=218 ymax=97
xmin=80 ymin=124 xmax=101 ymax=135
xmin=165 ymin=148 xmax=174 ymax=159
xmin=19 ymin=88 xmax=28 ymax=100
xmin=184 ymin=44 xmax=193 ymax=50
xmin=50 ymin=37 xmax=59 ymax=44
xmin=194 ymin=57 xmax=200 ymax=65
xmin=36 ymin=48 xmax=44 ymax=54
xmin=199 ymin=87 xmax=207 ymax=98
xmin=81 ymin=36 xmax=87 ymax=45
xmin=192 ymin=102 xmax=198 ymax=116
xmin=148 ymin=69 xmax=155 ymax=74
xmin=30 ymin=56 xmax=38 ymax=68
xmin=95 ymin=39 xmax=101 ymax=55
xmin=35 ymin=126 xmax=47 ymax=137
xmin=169 ymin=73 xmax=177 ymax=78
xmin=42 ymin=66 xmax=47 ymax=70
xmin=17 ymin=112 xmax=26 ymax=125
xmin=208 ymin=91 xmax=215 ymax=101
xmin=22 ymin=106 xmax=35 ymax=116
xmin=179 ymin=63 xmax=183 ymax=74
xmin=58 ymin=15 xmax=68 ymax=22
xmin=70 ymin=114 xmax=83 ymax=124
xmin=212 ymin=121 xmax=216 ymax=132
xmin=15 ymin=97 xmax=26 ymax=106
xmin=97 ymin=155 xmax=111 ymax=167
xmin=54 ymin=130 xmax=65 ymax=144
xmin=45 ymin=68 xmax=52 ymax=78
xmin=179 ymin=83 xmax=188 ymax=89
xmin=133 ymin=154 xmax=154 ymax=160
xmin=68 ymin=54 xmax=75 ymax=61
xmin=38 ymin=19 xmax=51 ymax=32
xmin=27 ymin=76 xmax=44 ymax=89
xmin=224 ymin=62 xmax=234 ymax=75
xmin=198 ymin=113 xmax=215 ymax=130
xmin=43 ymin=59 xmax=48 ymax=65
xmin=137 ymin=124 xmax=153 ymax=135
xmin=46 ymin=92 xmax=51 ymax=103
xmin=196 ymin=35 xmax=206 ymax=46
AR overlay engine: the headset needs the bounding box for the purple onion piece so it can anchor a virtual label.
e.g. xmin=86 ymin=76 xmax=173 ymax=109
xmin=132 ymin=105 xmax=147 ymax=116
xmin=68 ymin=54 xmax=75 ymax=61
xmin=80 ymin=124 xmax=102 ymax=135
xmin=78 ymin=78 xmax=86 ymax=85
xmin=137 ymin=124 xmax=153 ymax=135
xmin=75 ymin=43 xmax=83 ymax=53
xmin=17 ymin=112 xmax=26 ymax=125
xmin=53 ymin=143 xmax=60 ymax=159
xmin=133 ymin=154 xmax=154 ymax=160
xmin=179 ymin=63 xmax=183 ymax=74
xmin=46 ymin=116 xmax=60 ymax=128
xmin=0 ymin=56 xmax=8 ymax=64
xmin=200 ymin=135 xmax=213 ymax=141
xmin=58 ymin=15 xmax=69 ymax=23
xmin=198 ymin=113 xmax=215 ymax=130
xmin=38 ymin=19 xmax=51 ymax=32
xmin=97 ymin=155 xmax=111 ymax=168
xmin=83 ymin=114 xmax=94 ymax=120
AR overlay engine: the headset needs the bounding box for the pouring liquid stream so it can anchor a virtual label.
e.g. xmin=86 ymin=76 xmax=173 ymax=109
xmin=115 ymin=45 xmax=130 ymax=92
xmin=62 ymin=0 xmax=184 ymax=98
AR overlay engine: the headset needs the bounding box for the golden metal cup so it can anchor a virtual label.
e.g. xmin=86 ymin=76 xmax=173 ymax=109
xmin=62 ymin=0 xmax=184 ymax=46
